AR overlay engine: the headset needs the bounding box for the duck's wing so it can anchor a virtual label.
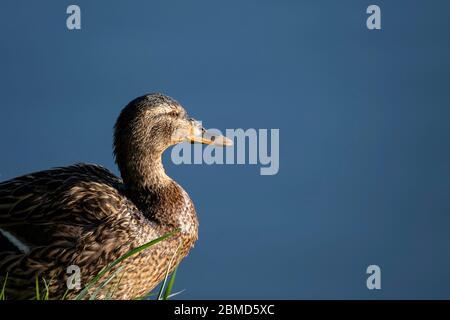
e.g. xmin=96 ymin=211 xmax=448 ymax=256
xmin=0 ymin=163 xmax=129 ymax=256
xmin=0 ymin=163 xmax=124 ymax=228
xmin=0 ymin=164 xmax=135 ymax=298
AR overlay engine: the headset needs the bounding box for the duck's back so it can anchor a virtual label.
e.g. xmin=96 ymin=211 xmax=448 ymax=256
xmin=0 ymin=164 xmax=124 ymax=228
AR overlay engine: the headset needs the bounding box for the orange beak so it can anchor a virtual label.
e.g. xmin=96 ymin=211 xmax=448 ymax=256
xmin=186 ymin=121 xmax=233 ymax=147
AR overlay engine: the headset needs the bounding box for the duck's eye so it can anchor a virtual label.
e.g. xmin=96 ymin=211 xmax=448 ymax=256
xmin=168 ymin=111 xmax=179 ymax=117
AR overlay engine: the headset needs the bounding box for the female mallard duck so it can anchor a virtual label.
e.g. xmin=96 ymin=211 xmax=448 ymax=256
xmin=0 ymin=93 xmax=231 ymax=299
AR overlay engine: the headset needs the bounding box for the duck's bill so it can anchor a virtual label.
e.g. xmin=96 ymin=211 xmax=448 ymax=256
xmin=171 ymin=119 xmax=232 ymax=147
xmin=187 ymin=130 xmax=233 ymax=147
xmin=186 ymin=120 xmax=233 ymax=146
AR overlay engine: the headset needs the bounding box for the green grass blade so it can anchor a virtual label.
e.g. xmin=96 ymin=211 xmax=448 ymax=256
xmin=42 ymin=278 xmax=50 ymax=300
xmin=162 ymin=264 xmax=178 ymax=300
xmin=35 ymin=275 xmax=40 ymax=300
xmin=60 ymin=288 xmax=70 ymax=300
xmin=156 ymin=275 xmax=168 ymax=300
xmin=105 ymin=267 xmax=126 ymax=300
xmin=89 ymin=266 xmax=124 ymax=300
xmin=0 ymin=273 xmax=8 ymax=300
xmin=75 ymin=229 xmax=179 ymax=300
xmin=167 ymin=289 xmax=185 ymax=299
xmin=157 ymin=240 xmax=182 ymax=300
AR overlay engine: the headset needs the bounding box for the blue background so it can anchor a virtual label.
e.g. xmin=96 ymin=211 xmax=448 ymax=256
xmin=1 ymin=1 xmax=449 ymax=299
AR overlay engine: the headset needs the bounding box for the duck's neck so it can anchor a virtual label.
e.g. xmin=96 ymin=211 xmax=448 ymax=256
xmin=120 ymin=151 xmax=172 ymax=192
xmin=119 ymin=152 xmax=175 ymax=216
xmin=118 ymin=150 xmax=198 ymax=236
xmin=128 ymin=154 xmax=165 ymax=184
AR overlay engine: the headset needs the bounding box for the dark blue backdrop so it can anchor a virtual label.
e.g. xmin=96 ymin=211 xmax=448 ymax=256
xmin=1 ymin=1 xmax=449 ymax=298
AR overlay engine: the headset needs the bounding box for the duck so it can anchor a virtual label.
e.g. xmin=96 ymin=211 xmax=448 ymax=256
xmin=0 ymin=93 xmax=231 ymax=299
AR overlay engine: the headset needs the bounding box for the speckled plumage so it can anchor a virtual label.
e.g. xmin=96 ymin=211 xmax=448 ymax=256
xmin=0 ymin=93 xmax=228 ymax=299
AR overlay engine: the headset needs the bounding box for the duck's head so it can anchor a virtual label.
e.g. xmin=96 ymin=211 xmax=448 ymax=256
xmin=113 ymin=93 xmax=231 ymax=187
